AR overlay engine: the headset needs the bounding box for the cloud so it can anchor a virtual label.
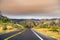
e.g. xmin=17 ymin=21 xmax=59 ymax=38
xmin=0 ymin=0 xmax=58 ymax=13
xmin=0 ymin=0 xmax=60 ymax=19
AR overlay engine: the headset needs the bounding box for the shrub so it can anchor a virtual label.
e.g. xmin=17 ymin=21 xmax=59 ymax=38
xmin=50 ymin=26 xmax=59 ymax=32
xmin=40 ymin=24 xmax=48 ymax=28
xmin=2 ymin=18 xmax=10 ymax=23
xmin=2 ymin=26 xmax=7 ymax=30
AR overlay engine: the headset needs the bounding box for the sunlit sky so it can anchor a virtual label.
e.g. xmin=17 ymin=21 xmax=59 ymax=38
xmin=0 ymin=0 xmax=60 ymax=19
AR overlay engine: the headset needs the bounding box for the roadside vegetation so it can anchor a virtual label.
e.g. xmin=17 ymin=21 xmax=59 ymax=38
xmin=0 ymin=16 xmax=24 ymax=34
xmin=33 ymin=19 xmax=60 ymax=40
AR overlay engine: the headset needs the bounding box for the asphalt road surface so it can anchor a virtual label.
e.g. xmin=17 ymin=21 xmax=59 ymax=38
xmin=0 ymin=29 xmax=56 ymax=40
xmin=0 ymin=30 xmax=22 ymax=40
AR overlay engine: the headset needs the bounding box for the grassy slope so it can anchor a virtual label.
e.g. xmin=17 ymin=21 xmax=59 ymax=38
xmin=0 ymin=17 xmax=24 ymax=34
xmin=33 ymin=26 xmax=60 ymax=40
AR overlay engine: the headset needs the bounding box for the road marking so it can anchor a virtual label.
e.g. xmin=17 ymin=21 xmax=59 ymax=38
xmin=0 ymin=30 xmax=20 ymax=35
xmin=4 ymin=29 xmax=26 ymax=40
xmin=31 ymin=30 xmax=44 ymax=40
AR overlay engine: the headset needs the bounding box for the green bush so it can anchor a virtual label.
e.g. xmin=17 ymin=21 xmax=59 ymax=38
xmin=2 ymin=26 xmax=7 ymax=30
xmin=50 ymin=26 xmax=58 ymax=32
xmin=40 ymin=24 xmax=48 ymax=28
xmin=2 ymin=24 xmax=7 ymax=30
xmin=2 ymin=18 xmax=10 ymax=23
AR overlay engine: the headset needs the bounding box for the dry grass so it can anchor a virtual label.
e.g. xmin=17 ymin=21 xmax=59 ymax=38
xmin=0 ymin=26 xmax=18 ymax=34
xmin=33 ymin=27 xmax=60 ymax=40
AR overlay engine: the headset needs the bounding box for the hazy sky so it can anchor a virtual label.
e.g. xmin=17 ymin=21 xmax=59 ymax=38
xmin=0 ymin=0 xmax=60 ymax=19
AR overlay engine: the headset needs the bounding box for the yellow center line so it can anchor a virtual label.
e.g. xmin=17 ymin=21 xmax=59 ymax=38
xmin=4 ymin=29 xmax=26 ymax=40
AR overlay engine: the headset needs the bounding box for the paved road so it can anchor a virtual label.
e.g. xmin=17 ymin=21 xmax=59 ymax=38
xmin=0 ymin=29 xmax=56 ymax=40
xmin=0 ymin=30 xmax=22 ymax=40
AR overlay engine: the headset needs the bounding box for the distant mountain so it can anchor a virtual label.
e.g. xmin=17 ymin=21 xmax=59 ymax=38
xmin=10 ymin=19 xmax=40 ymax=22
xmin=11 ymin=18 xmax=60 ymax=22
xmin=11 ymin=19 xmax=26 ymax=22
xmin=0 ymin=14 xmax=6 ymax=20
xmin=0 ymin=11 xmax=7 ymax=18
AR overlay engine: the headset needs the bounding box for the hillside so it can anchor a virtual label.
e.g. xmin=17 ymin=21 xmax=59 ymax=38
xmin=0 ymin=15 xmax=24 ymax=34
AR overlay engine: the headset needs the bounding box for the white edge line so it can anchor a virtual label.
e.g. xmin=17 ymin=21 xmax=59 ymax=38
xmin=31 ymin=29 xmax=43 ymax=40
